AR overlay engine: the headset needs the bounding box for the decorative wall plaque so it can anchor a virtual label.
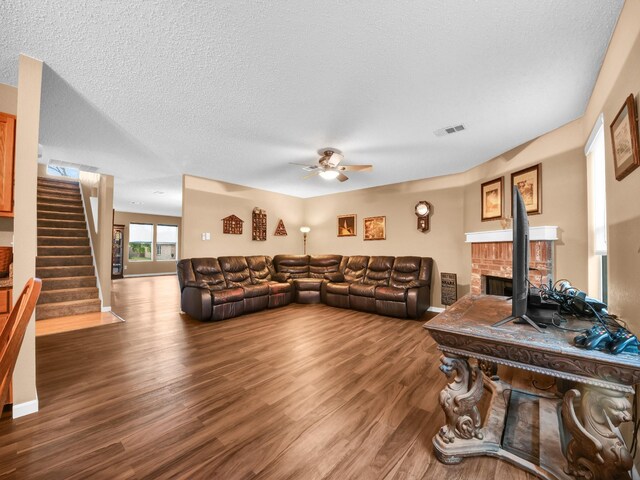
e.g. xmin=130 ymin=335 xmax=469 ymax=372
xmin=222 ymin=215 xmax=244 ymax=234
xmin=252 ymin=207 xmax=267 ymax=241
xmin=441 ymin=272 xmax=458 ymax=306
xmin=274 ymin=219 xmax=287 ymax=236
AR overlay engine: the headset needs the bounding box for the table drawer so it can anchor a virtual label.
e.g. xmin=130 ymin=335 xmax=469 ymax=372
xmin=0 ymin=288 xmax=11 ymax=314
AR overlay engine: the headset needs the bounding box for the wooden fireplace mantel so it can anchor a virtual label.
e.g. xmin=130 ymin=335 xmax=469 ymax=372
xmin=465 ymin=226 xmax=558 ymax=243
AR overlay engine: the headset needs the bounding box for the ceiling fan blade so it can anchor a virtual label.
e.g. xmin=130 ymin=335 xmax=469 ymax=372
xmin=303 ymin=171 xmax=321 ymax=180
xmin=339 ymin=165 xmax=372 ymax=171
xmin=289 ymin=162 xmax=318 ymax=168
xmin=327 ymin=152 xmax=344 ymax=167
xmin=336 ymin=172 xmax=349 ymax=182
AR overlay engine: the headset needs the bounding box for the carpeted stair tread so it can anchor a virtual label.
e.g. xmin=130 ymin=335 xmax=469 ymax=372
xmin=38 ymin=236 xmax=90 ymax=246
xmin=37 ymin=210 xmax=85 ymax=221
xmin=38 ymin=218 xmax=86 ymax=229
xmin=37 ymin=194 xmax=83 ymax=206
xmin=38 ymin=227 xmax=88 ymax=238
xmin=37 ymin=202 xmax=84 ymax=214
xmin=41 ymin=276 xmax=97 ymax=290
xmin=36 ymin=298 xmax=101 ymax=320
xmin=36 ymin=265 xmax=95 ymax=278
xmin=38 ymin=287 xmax=99 ymax=305
xmin=38 ymin=245 xmax=92 ymax=256
xmin=36 ymin=255 xmax=93 ymax=267
xmin=37 ymin=178 xmax=80 ymax=188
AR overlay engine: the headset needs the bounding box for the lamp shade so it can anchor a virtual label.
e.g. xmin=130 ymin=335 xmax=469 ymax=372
xmin=300 ymin=226 xmax=311 ymax=233
xmin=319 ymin=170 xmax=339 ymax=180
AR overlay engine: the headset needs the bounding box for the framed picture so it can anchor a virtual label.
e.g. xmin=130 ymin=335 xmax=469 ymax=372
xmin=610 ymin=94 xmax=640 ymax=181
xmin=337 ymin=214 xmax=357 ymax=237
xmin=363 ymin=216 xmax=386 ymax=241
xmin=480 ymin=177 xmax=503 ymax=221
xmin=511 ymin=164 xmax=541 ymax=215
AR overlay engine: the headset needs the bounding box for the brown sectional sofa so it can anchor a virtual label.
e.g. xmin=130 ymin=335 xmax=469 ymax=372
xmin=177 ymin=254 xmax=433 ymax=321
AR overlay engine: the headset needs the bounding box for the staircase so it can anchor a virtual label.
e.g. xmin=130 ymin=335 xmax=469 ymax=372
xmin=36 ymin=177 xmax=101 ymax=320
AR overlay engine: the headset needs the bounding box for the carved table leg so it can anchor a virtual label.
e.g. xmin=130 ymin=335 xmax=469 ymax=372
xmin=434 ymin=354 xmax=485 ymax=464
xmin=562 ymin=386 xmax=633 ymax=480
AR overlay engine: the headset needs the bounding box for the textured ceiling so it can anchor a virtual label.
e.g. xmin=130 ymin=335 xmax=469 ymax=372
xmin=0 ymin=1 xmax=624 ymax=216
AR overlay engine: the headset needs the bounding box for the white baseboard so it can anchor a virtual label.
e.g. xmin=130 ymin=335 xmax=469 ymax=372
xmin=13 ymin=398 xmax=39 ymax=419
xmin=101 ymin=306 xmax=111 ymax=312
xmin=122 ymin=272 xmax=177 ymax=278
xmin=428 ymin=306 xmax=445 ymax=313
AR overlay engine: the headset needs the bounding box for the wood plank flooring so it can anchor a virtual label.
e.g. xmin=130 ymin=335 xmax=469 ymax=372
xmin=36 ymin=311 xmax=124 ymax=337
xmin=0 ymin=275 xmax=536 ymax=479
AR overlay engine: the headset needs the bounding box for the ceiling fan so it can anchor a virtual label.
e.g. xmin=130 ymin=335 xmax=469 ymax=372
xmin=289 ymin=148 xmax=373 ymax=182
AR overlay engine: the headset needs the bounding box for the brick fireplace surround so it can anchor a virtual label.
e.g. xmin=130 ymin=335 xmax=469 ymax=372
xmin=466 ymin=227 xmax=558 ymax=295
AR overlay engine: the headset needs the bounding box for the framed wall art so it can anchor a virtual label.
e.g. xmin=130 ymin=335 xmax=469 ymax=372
xmin=610 ymin=93 xmax=640 ymax=181
xmin=480 ymin=177 xmax=503 ymax=221
xmin=511 ymin=164 xmax=541 ymax=215
xmin=363 ymin=216 xmax=386 ymax=241
xmin=337 ymin=214 xmax=356 ymax=237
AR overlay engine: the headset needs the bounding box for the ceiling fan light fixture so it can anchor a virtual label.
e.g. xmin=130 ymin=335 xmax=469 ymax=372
xmin=319 ymin=170 xmax=340 ymax=180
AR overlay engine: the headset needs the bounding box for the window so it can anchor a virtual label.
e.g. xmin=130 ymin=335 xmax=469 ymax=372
xmin=586 ymin=114 xmax=607 ymax=302
xmin=129 ymin=223 xmax=153 ymax=262
xmin=47 ymin=164 xmax=80 ymax=179
xmin=156 ymin=225 xmax=178 ymax=261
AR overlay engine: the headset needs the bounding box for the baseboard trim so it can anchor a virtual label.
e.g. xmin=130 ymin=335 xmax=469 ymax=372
xmin=101 ymin=306 xmax=112 ymax=312
xmin=122 ymin=273 xmax=177 ymax=278
xmin=13 ymin=398 xmax=39 ymax=419
xmin=428 ymin=306 xmax=445 ymax=313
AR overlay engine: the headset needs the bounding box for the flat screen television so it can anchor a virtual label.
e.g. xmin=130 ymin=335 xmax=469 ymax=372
xmin=492 ymin=186 xmax=545 ymax=333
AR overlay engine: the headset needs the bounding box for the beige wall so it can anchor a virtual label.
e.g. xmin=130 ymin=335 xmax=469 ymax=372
xmin=114 ymin=211 xmax=182 ymax=276
xmin=579 ymin=0 xmax=640 ymax=331
xmin=182 ymin=175 xmax=305 ymax=258
xmin=12 ymin=55 xmax=42 ymax=411
xmin=0 ymin=83 xmax=17 ymax=246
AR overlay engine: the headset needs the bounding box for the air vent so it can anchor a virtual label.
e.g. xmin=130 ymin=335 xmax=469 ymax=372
xmin=434 ymin=124 xmax=467 ymax=137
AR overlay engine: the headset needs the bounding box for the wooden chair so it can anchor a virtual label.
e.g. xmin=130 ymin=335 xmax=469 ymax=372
xmin=0 ymin=278 xmax=42 ymax=409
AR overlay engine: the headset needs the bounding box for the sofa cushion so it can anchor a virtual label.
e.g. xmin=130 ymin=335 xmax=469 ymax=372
xmin=375 ymin=286 xmax=407 ymax=302
xmin=273 ymin=255 xmax=310 ymax=279
xmin=242 ymin=283 xmax=270 ymax=298
xmin=211 ymin=287 xmax=244 ymax=305
xmin=363 ymin=256 xmax=394 ymax=286
xmin=350 ymin=282 xmax=376 ymax=297
xmin=327 ymin=282 xmax=350 ymax=295
xmin=293 ymin=278 xmax=324 ymax=291
xmin=341 ymin=255 xmax=369 ymax=283
xmin=269 ymin=282 xmax=292 ymax=295
xmin=246 ymin=255 xmax=275 ymax=283
xmin=192 ymin=258 xmax=227 ymax=291
xmin=219 ymin=256 xmax=252 ymax=287
xmin=390 ymin=256 xmax=423 ymax=289
xmin=309 ymin=255 xmax=342 ymax=279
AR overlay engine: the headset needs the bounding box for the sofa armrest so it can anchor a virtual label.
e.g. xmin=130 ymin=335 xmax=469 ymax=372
xmin=181 ymin=286 xmax=212 ymax=321
xmin=184 ymin=280 xmax=208 ymax=289
xmin=272 ymin=272 xmax=290 ymax=283
xmin=406 ymin=285 xmax=430 ymax=319
xmin=324 ymin=272 xmax=345 ymax=283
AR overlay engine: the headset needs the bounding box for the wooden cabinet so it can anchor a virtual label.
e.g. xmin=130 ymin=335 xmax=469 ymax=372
xmin=0 ymin=113 xmax=16 ymax=217
xmin=0 ymin=286 xmax=12 ymax=324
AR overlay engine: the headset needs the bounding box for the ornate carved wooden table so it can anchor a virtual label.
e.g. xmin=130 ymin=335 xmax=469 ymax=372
xmin=423 ymin=294 xmax=640 ymax=480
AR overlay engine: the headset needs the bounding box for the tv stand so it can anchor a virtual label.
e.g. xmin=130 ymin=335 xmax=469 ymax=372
xmin=492 ymin=313 xmax=545 ymax=333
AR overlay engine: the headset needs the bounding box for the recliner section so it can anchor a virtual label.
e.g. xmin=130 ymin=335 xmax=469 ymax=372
xmin=177 ymin=254 xmax=433 ymax=321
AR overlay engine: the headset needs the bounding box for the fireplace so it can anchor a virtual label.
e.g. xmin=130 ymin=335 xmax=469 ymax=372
xmin=484 ymin=275 xmax=513 ymax=296
xmin=466 ymin=226 xmax=557 ymax=296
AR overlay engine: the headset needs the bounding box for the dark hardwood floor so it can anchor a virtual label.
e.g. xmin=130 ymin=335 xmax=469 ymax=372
xmin=0 ymin=275 xmax=535 ymax=479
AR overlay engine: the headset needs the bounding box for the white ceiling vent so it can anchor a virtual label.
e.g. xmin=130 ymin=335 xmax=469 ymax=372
xmin=434 ymin=124 xmax=467 ymax=137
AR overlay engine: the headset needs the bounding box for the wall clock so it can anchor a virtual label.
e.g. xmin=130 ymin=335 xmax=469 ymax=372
xmin=415 ymin=201 xmax=431 ymax=232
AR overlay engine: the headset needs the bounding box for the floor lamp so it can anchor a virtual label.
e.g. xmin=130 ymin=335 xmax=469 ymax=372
xmin=300 ymin=226 xmax=310 ymax=255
